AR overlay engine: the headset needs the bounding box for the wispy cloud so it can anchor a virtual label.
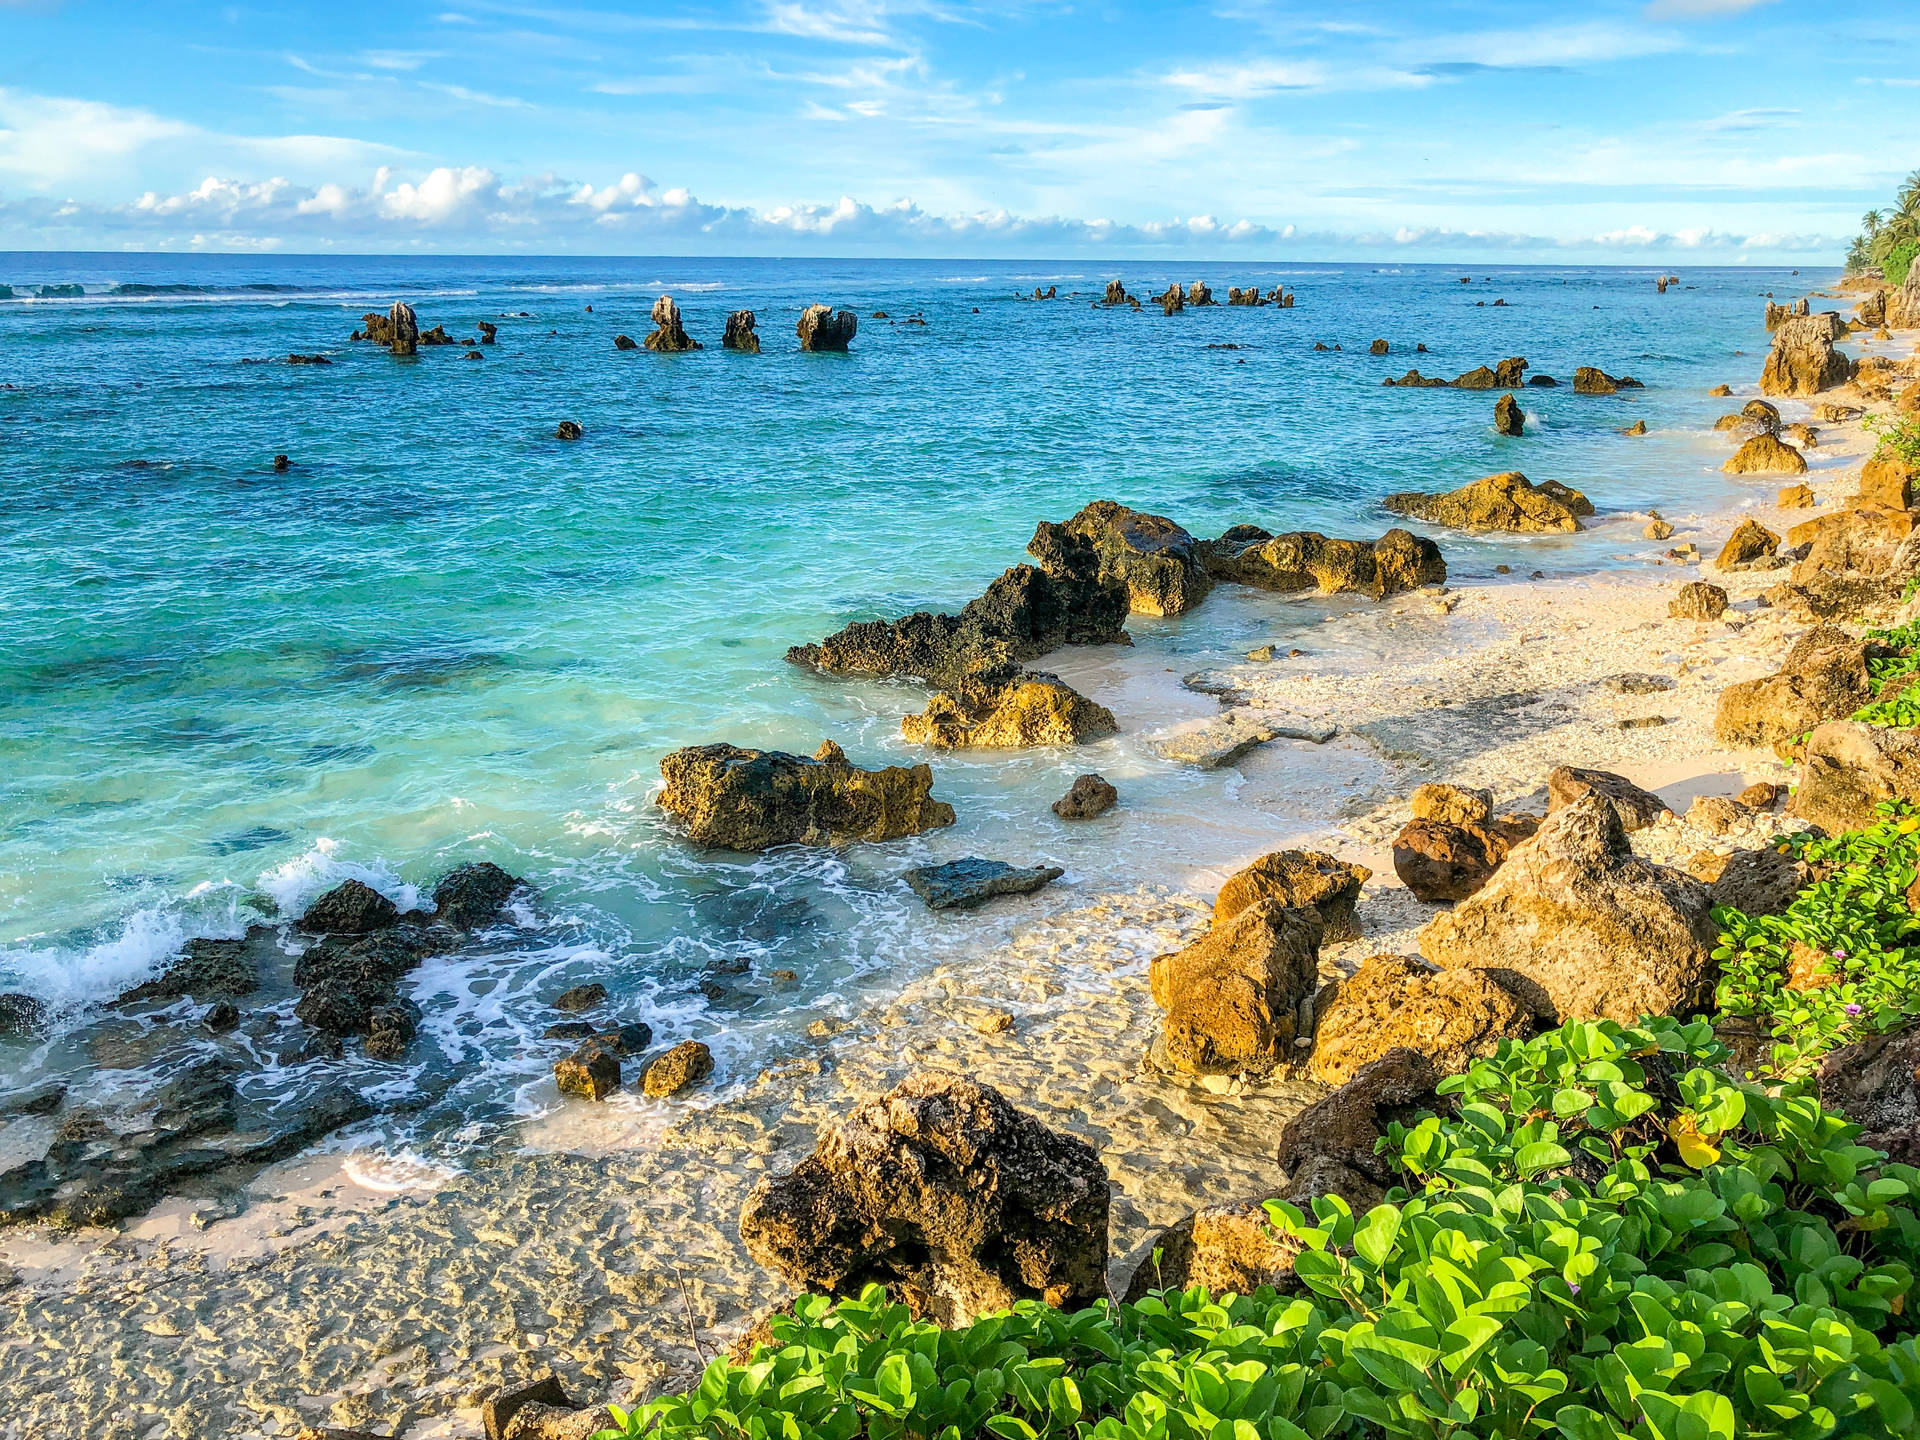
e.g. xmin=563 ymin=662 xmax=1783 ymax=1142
xmin=1645 ymin=0 xmax=1779 ymax=18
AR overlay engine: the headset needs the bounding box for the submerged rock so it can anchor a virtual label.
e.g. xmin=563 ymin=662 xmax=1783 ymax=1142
xmin=739 ymin=1072 xmax=1109 ymax=1326
xmin=299 ymin=879 xmax=400 ymax=935
xmin=1148 ymin=901 xmax=1323 ymax=1077
xmin=1789 ymin=721 xmax=1920 ymax=835
xmin=657 ymin=740 xmax=954 ymax=851
xmin=1306 ymin=955 xmax=1535 ymax=1087
xmin=901 ymin=671 xmax=1115 ymax=749
xmin=797 ymin=304 xmax=858 ymax=351
xmin=1152 ymin=710 xmax=1334 ymax=768
xmin=1715 ymin=625 xmax=1875 ymax=750
xmin=1200 ymin=527 xmax=1445 ymax=597
xmin=0 ymin=993 xmax=47 ymax=1037
xmin=118 ymin=932 xmax=266 ymax=1004
xmin=1062 ymin=500 xmax=1212 ymax=616
xmin=1051 ymin=773 xmax=1117 ymax=820
xmin=551 ymin=982 xmax=608 ymax=1013
xmin=1213 ymin=850 xmax=1369 ymax=943
xmin=643 ymin=294 xmax=701 ymax=352
xmin=903 ymin=857 xmax=1064 ymax=911
xmin=433 ymin=861 xmax=522 ymax=929
xmin=1383 ymin=471 xmax=1587 ymax=534
xmin=641 ymin=1040 xmax=714 ymax=1097
xmin=722 ymin=309 xmax=760 ymax=353
xmin=1418 ymin=795 xmax=1718 ymax=1025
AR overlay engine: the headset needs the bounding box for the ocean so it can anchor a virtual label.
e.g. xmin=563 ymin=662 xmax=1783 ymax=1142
xmin=0 ymin=253 xmax=1823 ymax=1155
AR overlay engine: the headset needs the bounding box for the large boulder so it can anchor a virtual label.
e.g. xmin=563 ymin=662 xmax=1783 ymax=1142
xmin=1214 ymin=850 xmax=1370 ymax=943
xmin=1305 ymin=955 xmax=1535 ymax=1087
xmin=738 ymin=1072 xmax=1109 ymax=1325
xmin=1062 ymin=500 xmax=1212 ymax=616
xmin=1888 ymin=265 xmax=1920 ymax=330
xmin=1382 ymin=471 xmax=1587 ymax=533
xmin=901 ymin=671 xmax=1115 ymax=749
xmin=1493 ymin=393 xmax=1524 ymax=436
xmin=1760 ymin=313 xmax=1854 ymax=396
xmin=643 ymin=294 xmax=700 ymax=352
xmin=721 ymin=309 xmax=760 ymax=353
xmin=1817 ymin=1024 xmax=1919 ymax=1164
xmin=1724 ymin=435 xmax=1807 ymax=476
xmin=388 ymin=301 xmax=419 ymax=356
xmin=1418 ymin=795 xmax=1719 ymax=1025
xmin=657 ymin=740 xmax=955 ymax=851
xmin=788 ymin=524 xmax=1128 ymax=687
xmin=1714 ymin=625 xmax=1874 ymax=750
xmin=1572 ymin=366 xmax=1620 ymax=395
xmin=1788 ymin=721 xmax=1920 ymax=835
xmin=1391 ymin=814 xmax=1536 ymax=902
xmin=1200 ymin=527 xmax=1445 ymax=598
xmin=1860 ymin=452 xmax=1916 ymax=511
xmin=1274 ymin=1049 xmax=1437 ymax=1210
xmin=1121 ymin=1196 xmax=1301 ymax=1301
xmin=1545 ymin=765 xmax=1670 ymax=832
xmin=797 ymin=304 xmax=858 ymax=351
xmin=1148 ymin=901 xmax=1323 ymax=1077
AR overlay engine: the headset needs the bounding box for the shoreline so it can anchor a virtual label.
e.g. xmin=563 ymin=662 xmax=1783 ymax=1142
xmin=1 ymin=284 xmax=1908 ymax=1438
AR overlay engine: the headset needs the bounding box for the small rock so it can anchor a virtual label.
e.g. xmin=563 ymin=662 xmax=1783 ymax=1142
xmin=904 ymin=857 xmax=1064 ymax=911
xmin=1644 ymin=518 xmax=1675 ymax=541
xmin=1247 ymin=644 xmax=1276 ymax=661
xmin=0 ymin=992 xmax=48 ymax=1037
xmin=1736 ymin=781 xmax=1781 ymax=810
xmin=556 ymin=420 xmax=583 ymax=441
xmin=1777 ymin=483 xmax=1815 ymax=508
xmin=1492 ymin=392 xmax=1524 ymax=436
xmin=1686 ymin=794 xmax=1744 ymax=835
xmin=555 ymin=1042 xmax=621 ymax=1101
xmin=1669 ymin=581 xmax=1728 ymax=621
xmin=1603 ymin=673 xmax=1674 ymax=695
xmin=483 ymin=1375 xmax=573 ymax=1440
xmin=272 ymin=453 xmax=292 ymax=472
xmin=551 ymin=982 xmax=608 ymax=1013
xmin=1546 ymin=765 xmax=1669 ymax=832
xmin=641 ymin=1039 xmax=714 ymax=1097
xmin=544 ymin=1021 xmax=594 ymax=1040
xmin=204 ymin=1000 xmax=240 ymax=1032
xmin=1617 ymin=716 xmax=1669 ymax=729
xmin=1052 ymin=774 xmax=1117 ymax=820
xmin=1408 ymin=782 xmax=1492 ymax=826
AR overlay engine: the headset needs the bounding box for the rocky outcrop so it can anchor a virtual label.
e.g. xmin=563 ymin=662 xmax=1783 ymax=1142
xmin=1102 ymin=280 xmax=1129 ymax=306
xmin=119 ymin=933 xmax=265 ymax=1004
xmin=434 ymin=861 xmax=523 ymax=929
xmin=1382 ymin=370 xmax=1447 ymax=388
xmin=1214 ymin=850 xmax=1370 ymax=943
xmin=1765 ymin=297 xmax=1811 ymax=329
xmin=1305 ymin=955 xmax=1535 ymax=1087
xmin=1226 ymin=287 xmax=1264 ymax=306
xmin=1573 ymin=366 xmax=1622 ymax=394
xmin=1760 ymin=313 xmax=1854 ymax=396
xmin=1888 ymin=266 xmax=1920 ymax=330
xmin=1052 ymin=774 xmax=1117 ymax=820
xmin=1200 ymin=527 xmax=1446 ymax=597
xmin=657 ymin=740 xmax=955 ymax=851
xmin=1670 ymin=581 xmax=1728 ymax=621
xmin=1452 ymin=358 xmax=1527 ymax=390
xmin=1715 ymin=625 xmax=1875 ymax=750
xmin=1382 ymin=471 xmax=1588 ymax=533
xmin=1154 ymin=284 xmax=1184 ymax=315
xmin=300 ymin=879 xmax=401 ymax=935
xmin=1788 ymin=721 xmax=1920 ymax=835
xmin=1187 ymin=281 xmax=1215 ymax=306
xmin=903 ymin=857 xmax=1064 ymax=910
xmin=722 ymin=309 xmax=760 ymax=353
xmin=1817 ymin=1024 xmax=1919 ymax=1164
xmin=1493 ymin=392 xmax=1524 ymax=436
xmin=902 ymin=670 xmax=1115 ymax=749
xmin=1716 ymin=518 xmax=1781 ymax=569
xmin=643 ymin=295 xmax=700 ymax=352
xmin=1148 ymin=901 xmax=1323 ymax=1077
xmin=1709 ymin=846 xmax=1810 ymax=917
xmin=1063 ymin=500 xmax=1212 ymax=616
xmin=1861 ymin=453 xmax=1916 ymax=511
xmin=1419 ymin=795 xmax=1719 ymax=1024
xmin=1724 ymin=434 xmax=1807 ymax=476
xmin=796 ymin=305 xmax=858 ymax=352
xmin=293 ymin=924 xmax=432 ymax=1055
xmin=787 ymin=524 xmax=1128 ymax=688
xmin=738 ymin=1072 xmax=1109 ymax=1325
xmin=1273 ymin=1049 xmax=1436 ymax=1211
xmin=1546 ymin=765 xmax=1670 ymax=832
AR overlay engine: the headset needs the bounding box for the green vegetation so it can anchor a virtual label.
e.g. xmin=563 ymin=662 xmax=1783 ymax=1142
xmin=1847 ymin=169 xmax=1920 ymax=278
xmin=1864 ymin=412 xmax=1920 ymax=473
xmin=595 ymin=1015 xmax=1920 ymax=1440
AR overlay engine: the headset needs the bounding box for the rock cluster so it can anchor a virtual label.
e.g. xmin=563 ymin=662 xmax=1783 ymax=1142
xmin=1200 ymin=526 xmax=1446 ymax=597
xmin=1383 ymin=471 xmax=1590 ymax=533
xmin=797 ymin=304 xmax=858 ymax=352
xmin=657 ymin=740 xmax=954 ymax=851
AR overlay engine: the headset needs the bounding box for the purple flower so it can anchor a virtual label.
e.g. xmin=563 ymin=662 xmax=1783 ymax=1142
xmin=1568 ymin=1283 xmax=1581 ymax=1295
xmin=1845 ymin=1003 xmax=1863 ymax=1016
xmin=1832 ymin=948 xmax=1847 ymax=959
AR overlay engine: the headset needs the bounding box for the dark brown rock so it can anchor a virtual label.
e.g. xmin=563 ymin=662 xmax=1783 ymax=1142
xmin=797 ymin=304 xmax=858 ymax=351
xmin=555 ymin=1042 xmax=621 ymax=1101
xmin=1709 ymin=846 xmax=1810 ymax=917
xmin=483 ymin=1374 xmax=573 ymax=1440
xmin=1392 ymin=817 xmax=1526 ymax=902
xmin=433 ymin=861 xmax=522 ymax=930
xmin=1816 ymin=1024 xmax=1920 ymax=1164
xmin=388 ymin=302 xmax=419 ymax=356
xmin=722 ymin=309 xmax=760 ymax=353
xmin=1493 ymin=392 xmax=1524 ymax=436
xmin=551 ymin=982 xmax=607 ymax=1013
xmin=555 ymin=420 xmax=583 ymax=441
xmin=299 ymin=879 xmax=399 ymax=935
xmin=1052 ymin=773 xmax=1117 ymax=820
xmin=657 ymin=740 xmax=954 ymax=851
xmin=1274 ymin=1049 xmax=1437 ymax=1210
xmin=1122 ymin=1196 xmax=1300 ymax=1302
xmin=738 ymin=1072 xmax=1109 ymax=1325
xmin=1062 ymin=500 xmax=1212 ymax=616
xmin=119 ymin=932 xmax=265 ymax=1003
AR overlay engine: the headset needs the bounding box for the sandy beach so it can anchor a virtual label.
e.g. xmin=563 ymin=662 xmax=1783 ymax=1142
xmin=2 ymin=295 xmax=1907 ymax=1439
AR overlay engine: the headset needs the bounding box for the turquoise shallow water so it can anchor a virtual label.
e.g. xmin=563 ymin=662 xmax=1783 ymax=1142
xmin=0 ymin=254 xmax=1830 ymax=1137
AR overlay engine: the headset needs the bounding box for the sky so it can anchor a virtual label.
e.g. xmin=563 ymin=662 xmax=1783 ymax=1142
xmin=0 ymin=0 xmax=1914 ymax=261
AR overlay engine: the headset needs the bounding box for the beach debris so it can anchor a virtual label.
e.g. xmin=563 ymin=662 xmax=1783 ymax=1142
xmin=1383 ymin=471 xmax=1589 ymax=533
xmin=1717 ymin=625 xmax=1875 ymax=752
xmin=903 ymin=856 xmax=1065 ymax=911
xmin=657 ymin=739 xmax=954 ymax=851
xmin=1062 ymin=499 xmax=1213 ymax=616
xmin=721 ymin=308 xmax=759 ymax=353
xmin=434 ymin=861 xmax=523 ymax=929
xmin=796 ymin=303 xmax=857 ymax=351
xmin=550 ymin=982 xmax=607 ymax=1014
xmin=787 ymin=521 xmax=1126 ymax=687
xmin=1547 ymin=765 xmax=1670 ymax=832
xmin=1418 ymin=794 xmax=1718 ymax=1025
xmin=555 ymin=1041 xmax=621 ymax=1101
xmin=555 ymin=420 xmax=583 ymax=441
xmin=1051 ymin=773 xmax=1117 ymax=820
xmin=1147 ymin=901 xmax=1322 ymax=1078
xmin=1725 ymin=433 xmax=1807 ymax=476
xmin=1789 ymin=721 xmax=1920 ymax=835
xmin=901 ymin=670 xmax=1115 ymax=749
xmin=1493 ymin=391 xmax=1524 ymax=436
xmin=641 ymin=1039 xmax=714 ymax=1097
xmin=1303 ymin=955 xmax=1535 ymax=1087
xmin=1669 ymin=580 xmax=1729 ymax=621
xmin=1214 ymin=849 xmax=1370 ymax=943
xmin=1761 ymin=312 xmax=1853 ymax=396
xmin=740 ymin=1072 xmax=1109 ymax=1326
xmin=1121 ymin=1195 xmax=1300 ymax=1301
xmin=644 ymin=294 xmax=700 ymax=352
xmin=1152 ymin=710 xmax=1334 ymax=768
xmin=1199 ymin=525 xmax=1445 ymax=597
xmin=1274 ymin=1049 xmax=1438 ymax=1211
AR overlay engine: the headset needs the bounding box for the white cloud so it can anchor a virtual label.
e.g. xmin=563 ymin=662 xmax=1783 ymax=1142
xmin=1412 ymin=21 xmax=1684 ymax=70
xmin=0 ymin=90 xmax=195 ymax=186
xmin=1645 ymin=0 xmax=1779 ymax=17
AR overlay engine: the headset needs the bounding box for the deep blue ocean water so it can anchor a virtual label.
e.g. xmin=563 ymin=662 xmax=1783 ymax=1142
xmin=0 ymin=253 xmax=1830 ymax=1140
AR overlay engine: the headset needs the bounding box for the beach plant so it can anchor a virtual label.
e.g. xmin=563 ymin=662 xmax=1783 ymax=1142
xmin=1713 ymin=811 xmax=1920 ymax=1077
xmin=1865 ymin=412 xmax=1920 ymax=476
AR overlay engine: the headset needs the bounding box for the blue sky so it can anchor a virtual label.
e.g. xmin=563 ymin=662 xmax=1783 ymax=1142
xmin=0 ymin=0 xmax=1913 ymax=260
